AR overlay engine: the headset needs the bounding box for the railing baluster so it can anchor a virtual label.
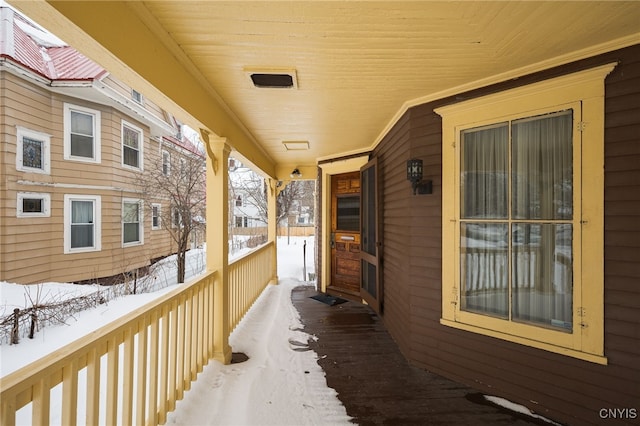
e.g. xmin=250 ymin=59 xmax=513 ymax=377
xmin=85 ymin=346 xmax=101 ymax=425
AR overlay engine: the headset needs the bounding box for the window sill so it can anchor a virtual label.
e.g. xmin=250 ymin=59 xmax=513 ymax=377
xmin=440 ymin=318 xmax=608 ymax=365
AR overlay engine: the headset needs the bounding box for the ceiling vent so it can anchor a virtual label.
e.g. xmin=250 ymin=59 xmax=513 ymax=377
xmin=245 ymin=68 xmax=298 ymax=89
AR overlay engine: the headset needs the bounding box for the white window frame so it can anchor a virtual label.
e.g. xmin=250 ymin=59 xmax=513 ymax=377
xmin=435 ymin=64 xmax=616 ymax=365
xmin=17 ymin=192 xmax=51 ymax=217
xmin=171 ymin=206 xmax=183 ymax=229
xmin=63 ymin=194 xmax=101 ymax=254
xmin=131 ymin=89 xmax=144 ymax=104
xmin=151 ymin=203 xmax=162 ymax=230
xmin=16 ymin=126 xmax=51 ymax=174
xmin=162 ymin=150 xmax=171 ymax=176
xmin=122 ymin=198 xmax=144 ymax=247
xmin=121 ymin=120 xmax=144 ymax=171
xmin=63 ymin=103 xmax=101 ymax=163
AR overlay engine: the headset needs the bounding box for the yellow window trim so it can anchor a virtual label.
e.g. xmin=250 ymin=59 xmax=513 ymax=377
xmin=435 ymin=63 xmax=616 ymax=363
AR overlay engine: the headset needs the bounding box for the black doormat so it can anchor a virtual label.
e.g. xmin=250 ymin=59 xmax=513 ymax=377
xmin=310 ymin=293 xmax=348 ymax=306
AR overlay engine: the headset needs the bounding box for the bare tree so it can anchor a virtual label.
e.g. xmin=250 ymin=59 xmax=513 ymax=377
xmin=138 ymin=145 xmax=206 ymax=283
xmin=230 ymin=172 xmax=312 ymax=226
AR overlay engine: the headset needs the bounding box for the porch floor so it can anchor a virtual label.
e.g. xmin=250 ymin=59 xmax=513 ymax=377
xmin=291 ymin=286 xmax=555 ymax=426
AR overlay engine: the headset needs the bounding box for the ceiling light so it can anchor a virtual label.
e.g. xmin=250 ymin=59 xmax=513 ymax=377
xmin=283 ymin=141 xmax=309 ymax=151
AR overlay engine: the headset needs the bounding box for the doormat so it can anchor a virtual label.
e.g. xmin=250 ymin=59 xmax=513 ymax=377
xmin=310 ymin=294 xmax=348 ymax=306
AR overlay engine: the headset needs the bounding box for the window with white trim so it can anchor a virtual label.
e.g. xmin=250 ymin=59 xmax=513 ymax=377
xmin=162 ymin=150 xmax=171 ymax=176
xmin=132 ymin=89 xmax=144 ymax=104
xmin=16 ymin=127 xmax=51 ymax=174
xmin=172 ymin=206 xmax=183 ymax=228
xmin=122 ymin=121 xmax=143 ymax=170
xmin=123 ymin=199 xmax=143 ymax=246
xmin=64 ymin=194 xmax=101 ymax=253
xmin=63 ymin=103 xmax=101 ymax=163
xmin=17 ymin=192 xmax=51 ymax=217
xmin=151 ymin=203 xmax=162 ymax=230
xmin=435 ymin=64 xmax=615 ymax=364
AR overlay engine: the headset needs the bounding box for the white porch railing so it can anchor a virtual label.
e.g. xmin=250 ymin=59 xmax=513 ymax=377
xmin=0 ymin=242 xmax=276 ymax=426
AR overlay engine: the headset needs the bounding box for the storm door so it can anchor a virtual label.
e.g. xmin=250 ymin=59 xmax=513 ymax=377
xmin=360 ymin=158 xmax=382 ymax=313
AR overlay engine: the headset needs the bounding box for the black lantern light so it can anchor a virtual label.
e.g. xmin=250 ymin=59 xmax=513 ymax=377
xmin=406 ymin=158 xmax=432 ymax=195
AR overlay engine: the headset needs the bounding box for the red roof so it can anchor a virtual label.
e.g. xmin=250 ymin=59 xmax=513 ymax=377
xmin=1 ymin=7 xmax=106 ymax=81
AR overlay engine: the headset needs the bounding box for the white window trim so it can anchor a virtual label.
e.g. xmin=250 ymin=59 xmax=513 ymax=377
xmin=63 ymin=103 xmax=101 ymax=163
xmin=151 ymin=203 xmax=162 ymax=230
xmin=63 ymin=194 xmax=101 ymax=254
xmin=122 ymin=198 xmax=144 ymax=247
xmin=16 ymin=126 xmax=51 ymax=174
xmin=17 ymin=192 xmax=51 ymax=217
xmin=435 ymin=63 xmax=616 ymax=365
xmin=121 ymin=120 xmax=144 ymax=171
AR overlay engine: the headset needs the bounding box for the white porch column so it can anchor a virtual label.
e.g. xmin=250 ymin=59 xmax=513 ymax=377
xmin=268 ymin=179 xmax=279 ymax=284
xmin=203 ymin=133 xmax=232 ymax=364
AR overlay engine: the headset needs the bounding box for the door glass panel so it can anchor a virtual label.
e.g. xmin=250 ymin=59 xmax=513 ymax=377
xmin=337 ymin=195 xmax=360 ymax=231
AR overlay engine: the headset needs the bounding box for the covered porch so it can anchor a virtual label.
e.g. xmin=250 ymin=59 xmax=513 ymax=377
xmin=3 ymin=1 xmax=640 ymax=424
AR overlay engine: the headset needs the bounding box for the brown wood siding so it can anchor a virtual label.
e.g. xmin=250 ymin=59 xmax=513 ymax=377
xmin=1 ymin=71 xmax=176 ymax=284
xmin=373 ymin=44 xmax=640 ymax=425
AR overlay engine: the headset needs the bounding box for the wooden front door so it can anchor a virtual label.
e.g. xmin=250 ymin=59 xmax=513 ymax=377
xmin=329 ymin=171 xmax=361 ymax=297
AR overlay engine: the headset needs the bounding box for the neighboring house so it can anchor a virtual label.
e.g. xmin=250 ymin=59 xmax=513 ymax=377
xmin=228 ymin=159 xmax=266 ymax=229
xmin=0 ymin=7 xmax=199 ymax=284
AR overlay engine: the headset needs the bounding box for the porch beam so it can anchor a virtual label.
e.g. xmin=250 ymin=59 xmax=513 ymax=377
xmin=203 ymin=133 xmax=233 ymax=364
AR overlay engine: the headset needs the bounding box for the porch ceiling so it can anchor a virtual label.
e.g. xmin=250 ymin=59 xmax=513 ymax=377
xmin=9 ymin=1 xmax=640 ymax=177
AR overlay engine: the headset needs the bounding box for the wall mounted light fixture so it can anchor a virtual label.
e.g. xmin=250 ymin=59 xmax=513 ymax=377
xmin=290 ymin=168 xmax=302 ymax=178
xmin=406 ymin=158 xmax=432 ymax=195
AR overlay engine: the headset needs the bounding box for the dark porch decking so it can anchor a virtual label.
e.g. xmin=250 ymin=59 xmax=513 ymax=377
xmin=292 ymin=286 xmax=556 ymax=426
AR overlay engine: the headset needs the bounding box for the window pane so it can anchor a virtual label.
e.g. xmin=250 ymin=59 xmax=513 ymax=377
xmin=460 ymin=223 xmax=508 ymax=318
xmin=71 ymin=134 xmax=94 ymax=158
xmin=22 ymin=198 xmax=43 ymax=213
xmin=461 ymin=124 xmax=508 ymax=219
xmin=124 ymin=223 xmax=140 ymax=243
xmin=337 ymin=195 xmax=360 ymax=231
xmin=512 ymin=223 xmax=573 ymax=330
xmin=71 ymin=224 xmax=94 ymax=248
xmin=123 ymin=126 xmax=139 ymax=148
xmin=123 ymin=202 xmax=139 ymax=222
xmin=23 ymin=137 xmax=43 ymax=169
xmin=512 ymin=111 xmax=573 ymax=220
xmin=72 ymin=201 xmax=93 ymax=224
xmin=71 ymin=111 xmax=93 ymax=136
xmin=123 ymin=145 xmax=139 ymax=167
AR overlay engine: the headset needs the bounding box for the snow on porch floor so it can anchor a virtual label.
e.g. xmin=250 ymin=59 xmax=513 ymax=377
xmin=292 ymin=286 xmax=560 ymax=426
